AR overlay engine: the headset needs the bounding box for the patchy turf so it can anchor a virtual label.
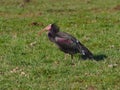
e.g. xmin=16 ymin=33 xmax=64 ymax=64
xmin=0 ymin=0 xmax=120 ymax=90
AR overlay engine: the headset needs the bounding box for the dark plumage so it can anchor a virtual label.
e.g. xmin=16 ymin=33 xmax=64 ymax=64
xmin=39 ymin=24 xmax=93 ymax=59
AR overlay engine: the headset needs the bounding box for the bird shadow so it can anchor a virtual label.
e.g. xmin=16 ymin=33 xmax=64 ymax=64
xmin=93 ymin=54 xmax=107 ymax=61
xmin=81 ymin=54 xmax=107 ymax=61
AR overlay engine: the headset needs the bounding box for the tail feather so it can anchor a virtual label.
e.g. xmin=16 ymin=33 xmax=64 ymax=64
xmin=76 ymin=41 xmax=93 ymax=59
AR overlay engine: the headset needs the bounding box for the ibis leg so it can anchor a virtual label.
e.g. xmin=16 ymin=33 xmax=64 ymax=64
xmin=71 ymin=54 xmax=73 ymax=59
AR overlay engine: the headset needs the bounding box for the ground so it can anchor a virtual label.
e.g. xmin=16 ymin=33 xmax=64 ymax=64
xmin=0 ymin=0 xmax=120 ymax=90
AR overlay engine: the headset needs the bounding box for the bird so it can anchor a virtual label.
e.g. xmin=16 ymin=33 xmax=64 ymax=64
xmin=38 ymin=24 xmax=93 ymax=59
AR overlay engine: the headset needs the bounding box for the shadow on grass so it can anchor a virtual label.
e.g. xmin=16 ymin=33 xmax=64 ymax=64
xmin=93 ymin=54 xmax=107 ymax=61
xmin=81 ymin=54 xmax=107 ymax=61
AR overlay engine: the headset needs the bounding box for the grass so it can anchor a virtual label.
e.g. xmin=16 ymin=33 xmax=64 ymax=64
xmin=0 ymin=0 xmax=120 ymax=89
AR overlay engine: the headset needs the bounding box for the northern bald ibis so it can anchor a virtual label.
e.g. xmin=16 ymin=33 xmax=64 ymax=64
xmin=38 ymin=24 xmax=93 ymax=59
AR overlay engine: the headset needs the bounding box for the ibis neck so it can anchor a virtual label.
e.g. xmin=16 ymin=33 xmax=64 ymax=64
xmin=48 ymin=32 xmax=56 ymax=42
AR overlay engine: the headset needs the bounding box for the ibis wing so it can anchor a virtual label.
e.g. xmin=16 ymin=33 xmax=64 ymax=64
xmin=55 ymin=32 xmax=78 ymax=50
xmin=55 ymin=37 xmax=75 ymax=47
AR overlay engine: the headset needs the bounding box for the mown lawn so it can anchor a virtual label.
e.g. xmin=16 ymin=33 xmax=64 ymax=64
xmin=0 ymin=0 xmax=120 ymax=90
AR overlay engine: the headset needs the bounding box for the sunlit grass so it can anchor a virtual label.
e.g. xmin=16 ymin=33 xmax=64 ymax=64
xmin=0 ymin=0 xmax=120 ymax=90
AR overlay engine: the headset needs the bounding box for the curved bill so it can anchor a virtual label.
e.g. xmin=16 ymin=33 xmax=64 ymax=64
xmin=38 ymin=29 xmax=46 ymax=35
xmin=38 ymin=24 xmax=52 ymax=35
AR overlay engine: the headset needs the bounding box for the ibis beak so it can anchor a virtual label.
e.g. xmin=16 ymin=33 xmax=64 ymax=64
xmin=38 ymin=28 xmax=46 ymax=35
xmin=38 ymin=24 xmax=52 ymax=35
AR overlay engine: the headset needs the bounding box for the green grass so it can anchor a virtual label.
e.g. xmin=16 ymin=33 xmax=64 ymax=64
xmin=0 ymin=0 xmax=120 ymax=89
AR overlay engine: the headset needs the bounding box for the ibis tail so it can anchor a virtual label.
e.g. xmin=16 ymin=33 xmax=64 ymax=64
xmin=76 ymin=41 xmax=94 ymax=59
